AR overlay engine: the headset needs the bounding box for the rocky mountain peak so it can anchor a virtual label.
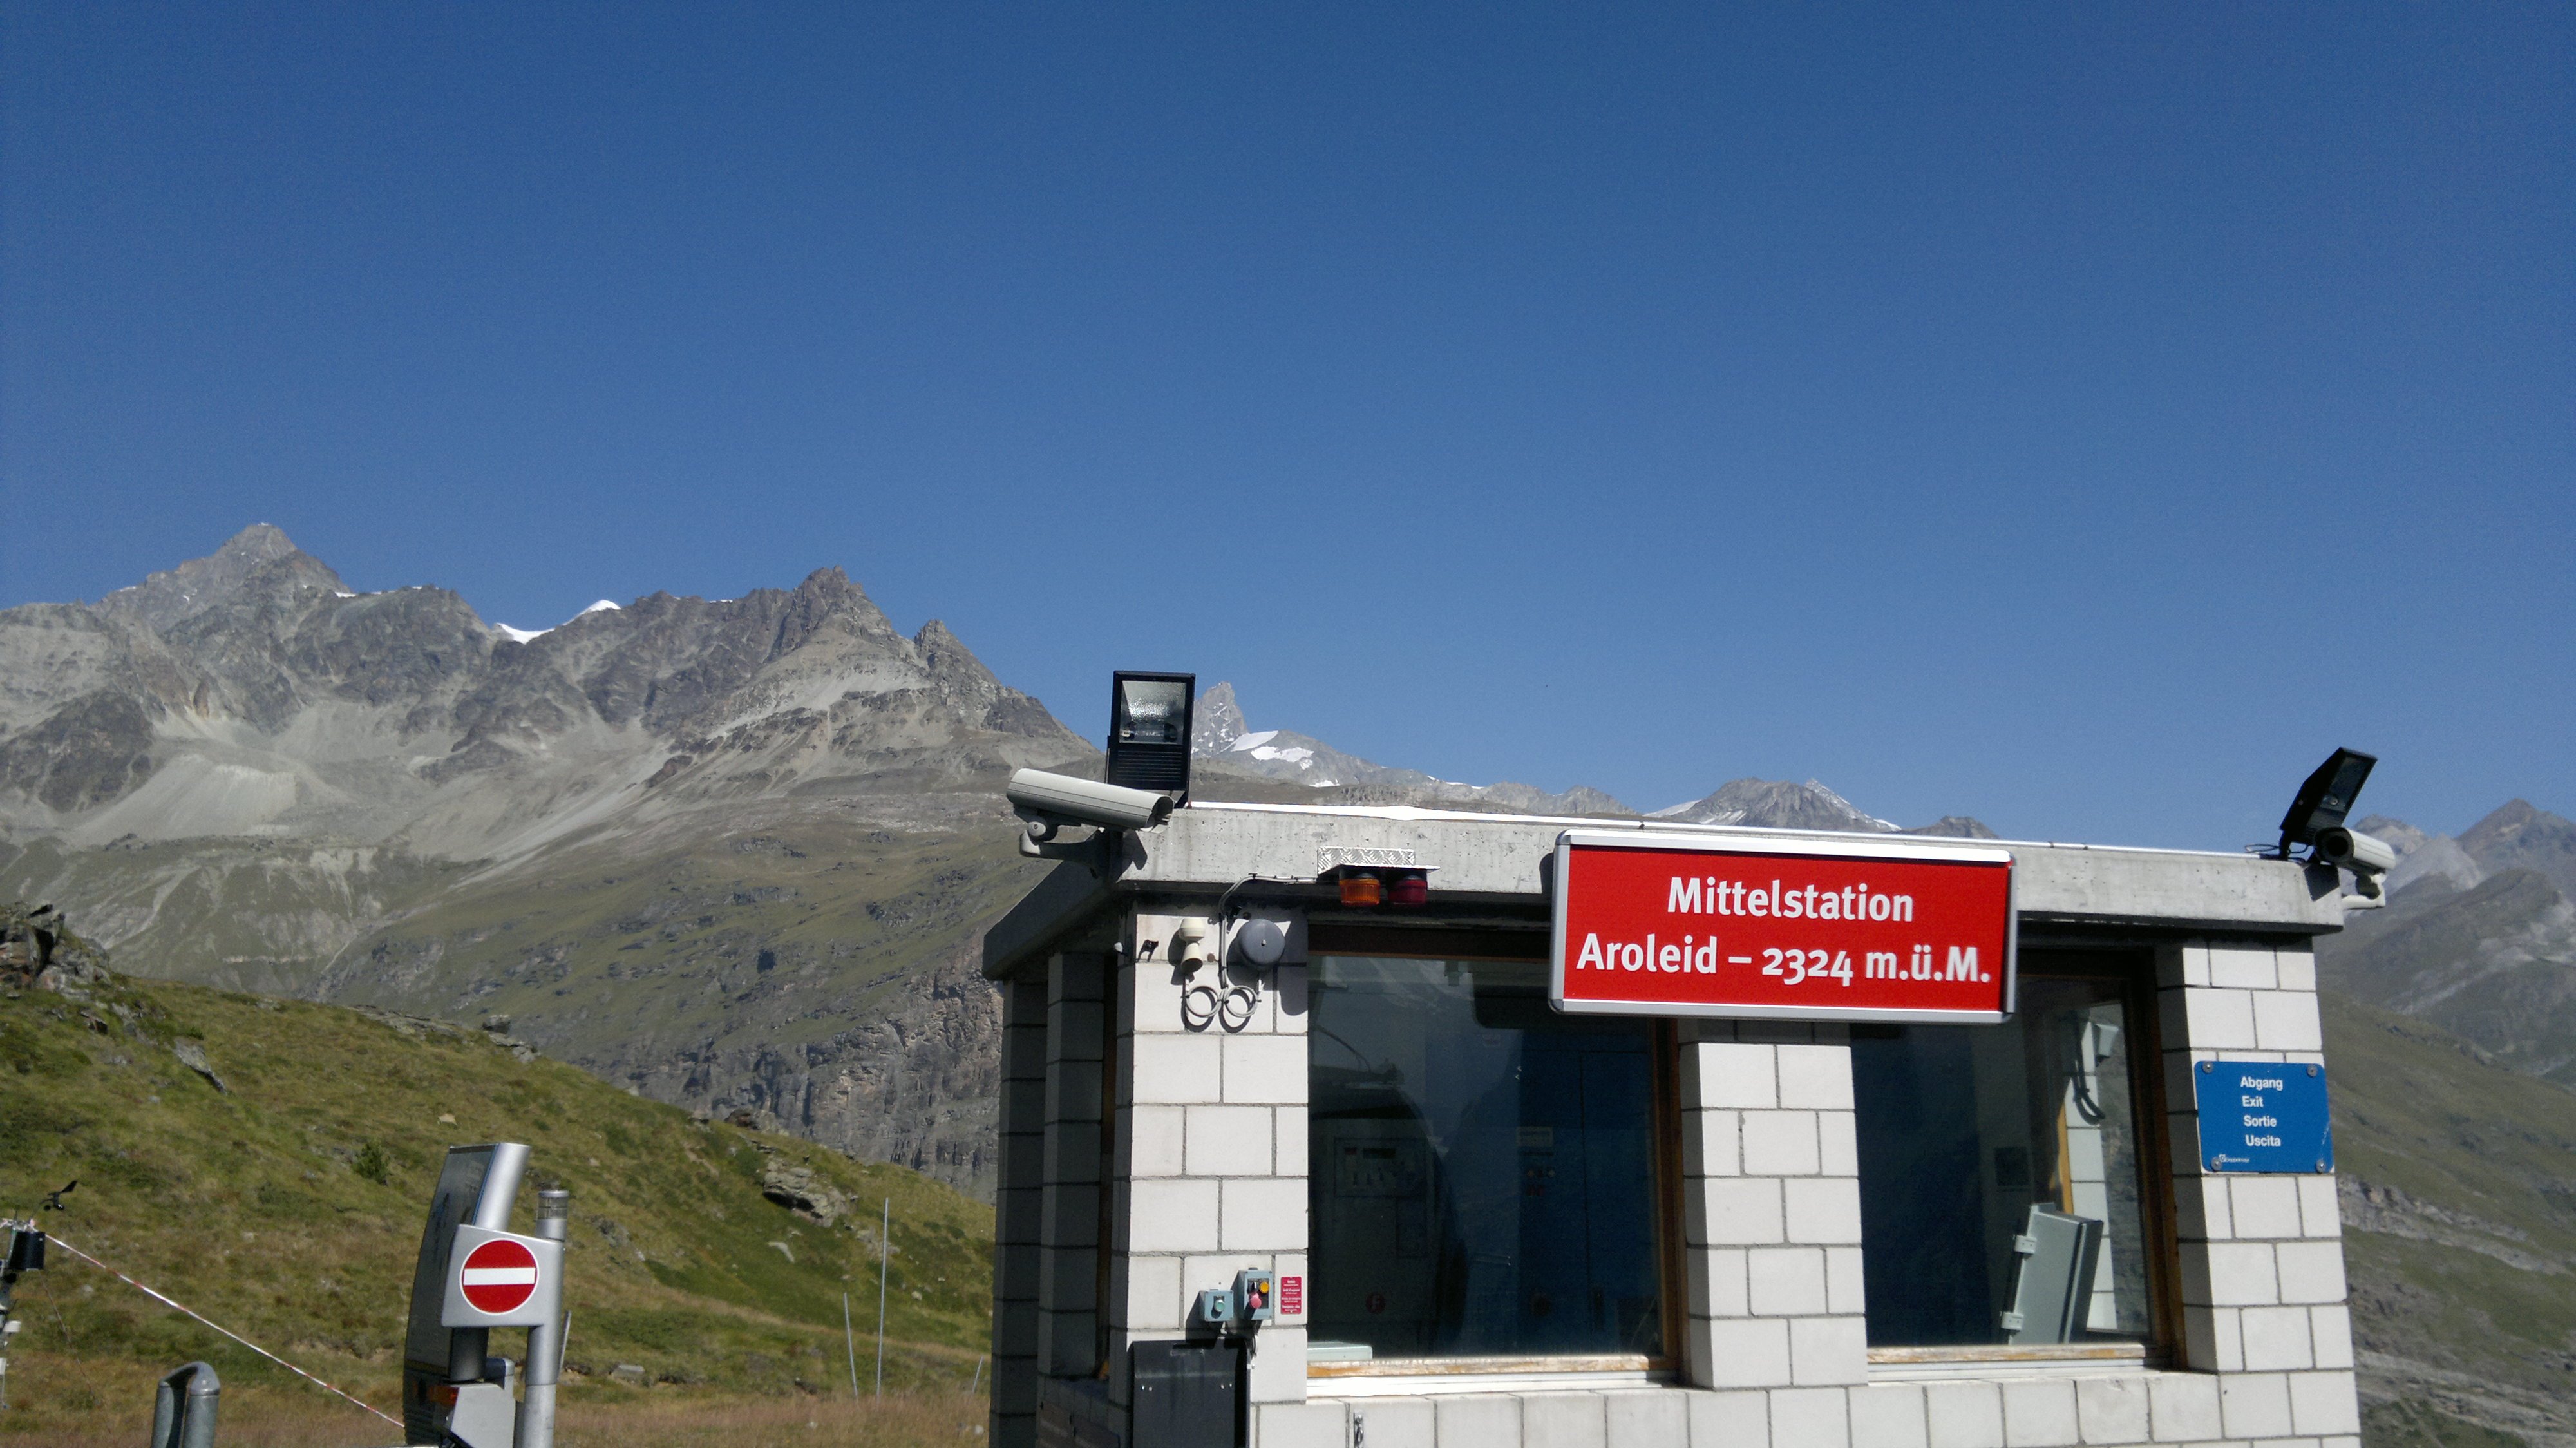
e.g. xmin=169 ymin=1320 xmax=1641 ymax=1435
xmin=1904 ymin=815 xmax=2000 ymax=839
xmin=97 ymin=524 xmax=347 ymax=634
xmin=2456 ymin=799 xmax=2576 ymax=899
xmin=913 ymin=620 xmax=994 ymax=685
xmin=1191 ymin=681 xmax=1248 ymax=754
xmin=1651 ymin=778 xmax=1900 ymax=834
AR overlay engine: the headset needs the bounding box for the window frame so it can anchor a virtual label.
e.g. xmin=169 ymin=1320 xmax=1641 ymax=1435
xmin=1302 ymin=925 xmax=1685 ymax=1381
xmin=1856 ymin=944 xmax=2180 ymax=1370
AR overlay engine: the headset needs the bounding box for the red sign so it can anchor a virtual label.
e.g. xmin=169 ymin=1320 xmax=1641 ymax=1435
xmin=1549 ymin=831 xmax=2016 ymax=1024
xmin=1280 ymin=1275 xmax=1303 ymax=1317
xmin=458 ymin=1238 xmax=540 ymax=1315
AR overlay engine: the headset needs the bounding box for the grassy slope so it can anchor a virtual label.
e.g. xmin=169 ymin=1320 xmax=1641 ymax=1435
xmin=332 ymin=808 xmax=1039 ymax=1060
xmin=2324 ymin=991 xmax=2576 ymax=1447
xmin=0 ymin=972 xmax=990 ymax=1440
xmin=0 ymin=834 xmax=468 ymax=997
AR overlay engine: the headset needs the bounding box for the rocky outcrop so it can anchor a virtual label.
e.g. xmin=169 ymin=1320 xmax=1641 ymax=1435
xmin=623 ymin=947 xmax=1007 ymax=1197
xmin=0 ymin=689 xmax=159 ymax=812
xmin=1 ymin=900 xmax=113 ymax=995
xmin=755 ymin=1148 xmax=855 ymax=1226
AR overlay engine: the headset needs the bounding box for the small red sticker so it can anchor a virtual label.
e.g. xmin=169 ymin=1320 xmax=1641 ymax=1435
xmin=1280 ymin=1276 xmax=1303 ymax=1315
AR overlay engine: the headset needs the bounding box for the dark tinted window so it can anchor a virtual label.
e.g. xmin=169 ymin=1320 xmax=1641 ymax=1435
xmin=1308 ymin=956 xmax=1665 ymax=1362
xmin=1851 ymin=962 xmax=2155 ymax=1348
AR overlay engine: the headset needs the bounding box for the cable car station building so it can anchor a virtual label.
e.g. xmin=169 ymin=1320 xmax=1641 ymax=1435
xmin=985 ymin=750 xmax=2366 ymax=1448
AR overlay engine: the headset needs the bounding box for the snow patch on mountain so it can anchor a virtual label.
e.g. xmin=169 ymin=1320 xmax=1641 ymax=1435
xmin=493 ymin=599 xmax=624 ymax=644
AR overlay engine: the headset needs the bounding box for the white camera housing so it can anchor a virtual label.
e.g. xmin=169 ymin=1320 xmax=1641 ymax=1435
xmin=2315 ymin=826 xmax=2396 ymax=875
xmin=1007 ymin=768 xmax=1175 ymax=834
xmin=2315 ymin=826 xmax=2396 ymax=902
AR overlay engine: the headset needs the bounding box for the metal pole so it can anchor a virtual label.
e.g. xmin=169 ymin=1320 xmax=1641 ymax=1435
xmin=842 ymin=1293 xmax=859 ymax=1399
xmin=969 ymin=1353 xmax=983 ymax=1397
xmin=874 ymin=1198 xmax=889 ymax=1398
xmin=516 ymin=1187 xmax=571 ymax=1448
xmin=451 ymin=1143 xmax=531 ymax=1387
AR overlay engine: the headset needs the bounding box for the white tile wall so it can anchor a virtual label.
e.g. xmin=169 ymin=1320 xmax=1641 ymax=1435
xmin=1770 ymin=1387 xmax=1852 ymax=1448
xmin=2289 ymin=1370 xmax=2362 ymax=1436
xmin=1032 ymin=916 xmax=2365 ymax=1448
xmin=1184 ymin=1104 xmax=1273 ymax=1177
xmin=2274 ymin=1241 xmax=2348 ymax=1304
xmin=1519 ymin=1391 xmax=1607 ymax=1448
xmin=2074 ymin=1377 xmax=2149 ymax=1444
xmin=1998 ymin=1378 xmax=2078 ymax=1447
xmin=1689 ymin=1177 xmax=1786 ymax=1246
xmin=1605 ymin=1389 xmax=1689 ymax=1445
xmin=2146 ymin=1372 xmax=2222 ymax=1442
xmin=1850 ymin=1384 xmax=1928 ymax=1448
xmin=1689 ymin=1389 xmax=1768 ymax=1447
xmin=1743 ymin=1110 xmax=1823 ymax=1175
xmin=1349 ymin=1398 xmax=1432 ymax=1448
xmin=2218 ymin=1371 xmax=2293 ymax=1440
xmin=1924 ymin=1380 xmax=2004 ymax=1448
xmin=1698 ymin=1318 xmax=1791 ymax=1388
xmin=1747 ymin=1248 xmax=1827 ymax=1317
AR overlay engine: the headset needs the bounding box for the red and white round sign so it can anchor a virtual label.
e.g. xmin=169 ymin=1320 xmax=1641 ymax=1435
xmin=459 ymin=1238 xmax=539 ymax=1315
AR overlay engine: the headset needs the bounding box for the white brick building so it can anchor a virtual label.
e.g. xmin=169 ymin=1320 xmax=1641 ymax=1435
xmin=984 ymin=802 xmax=2362 ymax=1448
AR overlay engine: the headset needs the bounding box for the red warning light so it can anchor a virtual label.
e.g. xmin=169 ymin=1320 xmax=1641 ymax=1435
xmin=1387 ymin=871 xmax=1430 ymax=907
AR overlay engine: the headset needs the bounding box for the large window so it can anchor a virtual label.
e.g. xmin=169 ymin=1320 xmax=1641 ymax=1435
xmin=1307 ymin=955 xmax=1669 ymax=1365
xmin=1850 ymin=954 xmax=2161 ymax=1351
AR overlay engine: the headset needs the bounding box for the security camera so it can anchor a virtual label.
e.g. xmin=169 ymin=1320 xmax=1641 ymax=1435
xmin=1006 ymin=768 xmax=1175 ymax=835
xmin=2315 ymin=826 xmax=2395 ymax=900
xmin=2315 ymin=826 xmax=2394 ymax=875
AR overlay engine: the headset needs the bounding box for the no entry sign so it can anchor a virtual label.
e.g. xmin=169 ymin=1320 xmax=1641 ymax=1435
xmin=459 ymin=1238 xmax=539 ymax=1315
xmin=440 ymin=1223 xmax=562 ymax=1328
xmin=1549 ymin=830 xmax=2017 ymax=1024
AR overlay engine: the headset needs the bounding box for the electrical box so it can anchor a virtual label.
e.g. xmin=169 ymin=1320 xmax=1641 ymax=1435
xmin=2001 ymin=1205 xmax=2105 ymax=1344
xmin=1130 ymin=1338 xmax=1240 ymax=1448
xmin=1191 ymin=1287 xmax=1235 ymax=1327
xmin=1231 ymin=1270 xmax=1276 ymax=1324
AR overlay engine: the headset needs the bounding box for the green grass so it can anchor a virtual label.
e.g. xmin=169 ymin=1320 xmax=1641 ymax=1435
xmin=0 ymin=971 xmax=992 ymax=1440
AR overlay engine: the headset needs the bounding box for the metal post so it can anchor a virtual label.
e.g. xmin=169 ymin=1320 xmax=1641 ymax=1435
xmin=149 ymin=1361 xmax=220 ymax=1448
xmin=874 ymin=1198 xmax=889 ymax=1398
xmin=515 ymin=1187 xmax=571 ymax=1448
xmin=842 ymin=1292 xmax=859 ymax=1398
xmin=969 ymin=1353 xmax=983 ymax=1397
xmin=450 ymin=1143 xmax=532 ymax=1386
xmin=2 ymin=1221 xmax=49 ymax=1413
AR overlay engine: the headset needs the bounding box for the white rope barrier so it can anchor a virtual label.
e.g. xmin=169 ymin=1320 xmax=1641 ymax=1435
xmin=43 ymin=1233 xmax=402 ymax=1429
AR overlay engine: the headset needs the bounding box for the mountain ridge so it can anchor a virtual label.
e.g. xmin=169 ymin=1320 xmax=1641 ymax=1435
xmin=2320 ymin=802 xmax=2576 ymax=1090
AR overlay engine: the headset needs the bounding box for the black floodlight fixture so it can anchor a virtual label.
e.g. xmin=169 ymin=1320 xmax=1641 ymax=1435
xmin=2277 ymin=748 xmax=2377 ymax=860
xmin=1106 ymin=671 xmax=1195 ymax=801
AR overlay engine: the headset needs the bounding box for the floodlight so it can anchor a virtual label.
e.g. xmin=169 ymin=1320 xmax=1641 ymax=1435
xmin=2277 ymin=748 xmax=2377 ymax=859
xmin=1106 ymin=672 xmax=1195 ymax=800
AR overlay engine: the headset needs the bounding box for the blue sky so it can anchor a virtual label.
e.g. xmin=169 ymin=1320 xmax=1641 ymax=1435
xmin=3 ymin=4 xmax=2568 ymax=846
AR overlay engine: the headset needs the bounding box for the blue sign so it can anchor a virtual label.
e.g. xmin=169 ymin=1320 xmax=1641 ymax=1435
xmin=2194 ymin=1060 xmax=2333 ymax=1173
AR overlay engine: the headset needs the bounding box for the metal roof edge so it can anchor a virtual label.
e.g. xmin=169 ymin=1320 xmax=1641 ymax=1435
xmin=1182 ymin=800 xmax=2259 ymax=862
xmin=981 ymin=861 xmax=1113 ymax=980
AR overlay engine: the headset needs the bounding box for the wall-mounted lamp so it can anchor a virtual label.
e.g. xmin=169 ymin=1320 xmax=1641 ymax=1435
xmin=1106 ymin=672 xmax=1194 ymax=803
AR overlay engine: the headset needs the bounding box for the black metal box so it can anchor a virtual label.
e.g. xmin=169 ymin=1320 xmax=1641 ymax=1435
xmin=1128 ymin=1338 xmax=1240 ymax=1448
